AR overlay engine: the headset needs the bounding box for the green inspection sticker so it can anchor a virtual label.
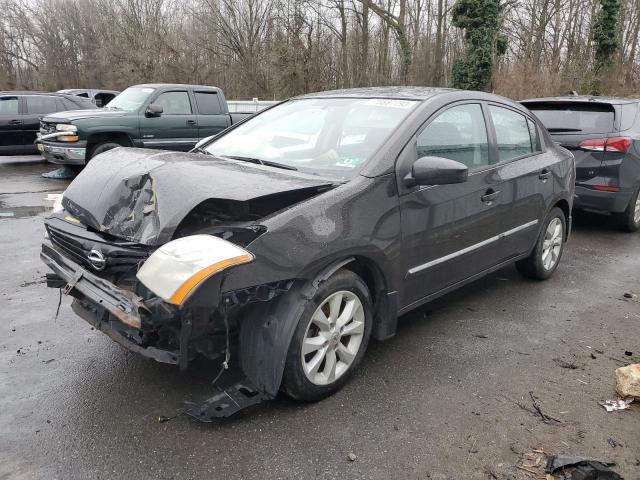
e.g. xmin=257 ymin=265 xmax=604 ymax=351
xmin=335 ymin=157 xmax=363 ymax=168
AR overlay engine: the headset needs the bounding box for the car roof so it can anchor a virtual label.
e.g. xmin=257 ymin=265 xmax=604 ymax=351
xmin=132 ymin=83 xmax=221 ymax=91
xmin=522 ymin=95 xmax=639 ymax=105
xmin=296 ymin=86 xmax=456 ymax=101
xmin=0 ymin=91 xmax=50 ymax=95
xmin=57 ymin=89 xmax=120 ymax=94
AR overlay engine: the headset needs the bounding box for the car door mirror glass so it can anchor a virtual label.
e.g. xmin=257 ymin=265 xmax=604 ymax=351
xmin=405 ymin=156 xmax=469 ymax=187
xmin=145 ymin=103 xmax=163 ymax=118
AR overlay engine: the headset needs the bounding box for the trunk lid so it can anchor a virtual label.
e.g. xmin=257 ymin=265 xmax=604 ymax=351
xmin=522 ymin=100 xmax=620 ymax=182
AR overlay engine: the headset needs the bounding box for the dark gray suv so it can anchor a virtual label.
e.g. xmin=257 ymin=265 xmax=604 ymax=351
xmin=522 ymin=96 xmax=640 ymax=231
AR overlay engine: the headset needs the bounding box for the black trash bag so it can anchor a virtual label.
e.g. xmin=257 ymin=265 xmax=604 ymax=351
xmin=545 ymin=455 xmax=623 ymax=480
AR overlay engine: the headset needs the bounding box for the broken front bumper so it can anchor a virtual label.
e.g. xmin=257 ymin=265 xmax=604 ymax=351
xmin=36 ymin=137 xmax=87 ymax=165
xmin=41 ymin=240 xmax=274 ymax=419
xmin=41 ymin=241 xmax=181 ymax=365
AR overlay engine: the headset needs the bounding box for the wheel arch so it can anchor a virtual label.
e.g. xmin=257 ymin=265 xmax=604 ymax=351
xmin=86 ymin=131 xmax=134 ymax=154
xmin=309 ymin=254 xmax=398 ymax=341
xmin=551 ymin=197 xmax=571 ymax=240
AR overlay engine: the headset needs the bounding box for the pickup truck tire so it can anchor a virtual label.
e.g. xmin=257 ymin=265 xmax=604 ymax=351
xmin=615 ymin=185 xmax=640 ymax=233
xmin=516 ymin=207 xmax=566 ymax=280
xmin=88 ymin=142 xmax=125 ymax=160
xmin=281 ymin=269 xmax=372 ymax=402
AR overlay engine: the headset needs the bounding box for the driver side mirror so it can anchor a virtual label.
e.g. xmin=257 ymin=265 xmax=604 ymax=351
xmin=404 ymin=156 xmax=468 ymax=187
xmin=145 ymin=103 xmax=163 ymax=118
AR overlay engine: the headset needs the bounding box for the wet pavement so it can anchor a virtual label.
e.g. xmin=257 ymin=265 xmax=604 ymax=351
xmin=1 ymin=155 xmax=639 ymax=479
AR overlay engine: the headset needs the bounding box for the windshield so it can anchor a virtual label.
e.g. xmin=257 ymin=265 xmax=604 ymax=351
xmin=203 ymin=98 xmax=418 ymax=179
xmin=106 ymin=87 xmax=155 ymax=112
xmin=525 ymin=102 xmax=615 ymax=134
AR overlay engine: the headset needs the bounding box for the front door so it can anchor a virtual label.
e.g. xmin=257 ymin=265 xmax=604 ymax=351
xmin=0 ymin=96 xmax=24 ymax=153
xmin=398 ymin=102 xmax=507 ymax=309
xmin=139 ymin=90 xmax=199 ymax=151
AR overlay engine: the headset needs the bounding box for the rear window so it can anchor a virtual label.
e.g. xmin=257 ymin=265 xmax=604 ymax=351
xmin=524 ymin=102 xmax=615 ymax=134
xmin=195 ymin=91 xmax=222 ymax=115
xmin=26 ymin=95 xmax=58 ymax=114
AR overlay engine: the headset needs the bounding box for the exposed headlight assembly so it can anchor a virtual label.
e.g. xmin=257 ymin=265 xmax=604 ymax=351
xmin=136 ymin=235 xmax=254 ymax=306
xmin=56 ymin=124 xmax=77 ymax=132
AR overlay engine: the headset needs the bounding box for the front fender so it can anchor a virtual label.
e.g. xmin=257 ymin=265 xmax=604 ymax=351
xmin=238 ymin=279 xmax=314 ymax=396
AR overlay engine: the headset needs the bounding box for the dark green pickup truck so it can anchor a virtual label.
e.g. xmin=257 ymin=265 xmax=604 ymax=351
xmin=36 ymin=84 xmax=259 ymax=166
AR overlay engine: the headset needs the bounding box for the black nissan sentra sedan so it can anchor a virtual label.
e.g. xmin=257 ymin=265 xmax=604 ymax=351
xmin=41 ymin=87 xmax=575 ymax=419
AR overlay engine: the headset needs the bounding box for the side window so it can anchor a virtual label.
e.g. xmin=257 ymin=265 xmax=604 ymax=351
xmin=489 ymin=105 xmax=534 ymax=161
xmin=416 ymin=103 xmax=489 ymax=170
xmin=154 ymin=91 xmax=192 ymax=115
xmin=26 ymin=96 xmax=58 ymax=115
xmin=62 ymin=98 xmax=81 ymax=110
xmin=195 ymin=92 xmax=222 ymax=115
xmin=620 ymin=103 xmax=638 ymax=131
xmin=0 ymin=96 xmax=19 ymax=115
xmin=55 ymin=98 xmax=68 ymax=111
xmin=527 ymin=118 xmax=541 ymax=152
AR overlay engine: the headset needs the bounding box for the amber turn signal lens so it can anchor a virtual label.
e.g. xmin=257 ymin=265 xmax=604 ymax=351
xmin=168 ymin=254 xmax=253 ymax=305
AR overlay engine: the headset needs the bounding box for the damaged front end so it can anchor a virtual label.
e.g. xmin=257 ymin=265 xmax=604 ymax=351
xmin=41 ymin=221 xmax=296 ymax=418
xmin=40 ymin=150 xmax=336 ymax=419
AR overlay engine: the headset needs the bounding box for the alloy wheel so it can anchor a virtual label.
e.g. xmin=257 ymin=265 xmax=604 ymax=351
xmin=634 ymin=195 xmax=640 ymax=225
xmin=542 ymin=217 xmax=563 ymax=270
xmin=301 ymin=290 xmax=365 ymax=386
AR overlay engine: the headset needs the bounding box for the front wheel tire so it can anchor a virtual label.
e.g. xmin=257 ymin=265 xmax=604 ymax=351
xmin=281 ymin=269 xmax=373 ymax=402
xmin=88 ymin=141 xmax=124 ymax=160
xmin=516 ymin=207 xmax=566 ymax=281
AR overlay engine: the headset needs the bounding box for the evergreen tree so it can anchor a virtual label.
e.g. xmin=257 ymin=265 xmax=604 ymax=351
xmin=451 ymin=0 xmax=506 ymax=91
xmin=592 ymin=0 xmax=621 ymax=73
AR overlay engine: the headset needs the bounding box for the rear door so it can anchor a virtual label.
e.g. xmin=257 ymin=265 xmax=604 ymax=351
xmin=398 ymin=102 xmax=507 ymax=308
xmin=486 ymin=103 xmax=555 ymax=255
xmin=193 ymin=90 xmax=231 ymax=139
xmin=0 ymin=95 xmax=23 ymax=152
xmin=139 ymin=89 xmax=199 ymax=150
xmin=23 ymin=95 xmax=60 ymax=151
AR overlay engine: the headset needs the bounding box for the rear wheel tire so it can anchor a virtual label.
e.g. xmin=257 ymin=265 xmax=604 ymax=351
xmin=616 ymin=186 xmax=640 ymax=233
xmin=281 ymin=269 xmax=373 ymax=402
xmin=516 ymin=207 xmax=566 ymax=281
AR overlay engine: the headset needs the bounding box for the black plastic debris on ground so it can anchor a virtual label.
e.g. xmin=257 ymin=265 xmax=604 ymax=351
xmin=545 ymin=454 xmax=622 ymax=480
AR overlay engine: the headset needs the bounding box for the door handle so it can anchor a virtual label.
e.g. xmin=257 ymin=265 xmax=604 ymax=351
xmin=186 ymin=120 xmax=196 ymax=126
xmin=8 ymin=119 xmax=22 ymax=125
xmin=481 ymin=189 xmax=501 ymax=205
xmin=539 ymin=169 xmax=551 ymax=181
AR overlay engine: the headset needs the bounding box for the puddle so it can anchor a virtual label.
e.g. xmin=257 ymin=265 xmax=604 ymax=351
xmin=0 ymin=205 xmax=49 ymax=219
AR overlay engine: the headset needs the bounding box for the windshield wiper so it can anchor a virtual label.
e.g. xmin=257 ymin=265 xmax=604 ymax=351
xmin=221 ymin=155 xmax=298 ymax=171
xmin=547 ymin=128 xmax=582 ymax=132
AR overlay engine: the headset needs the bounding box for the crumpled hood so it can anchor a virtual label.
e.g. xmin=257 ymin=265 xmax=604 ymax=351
xmin=61 ymin=148 xmax=335 ymax=246
xmin=43 ymin=109 xmax=128 ymax=123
